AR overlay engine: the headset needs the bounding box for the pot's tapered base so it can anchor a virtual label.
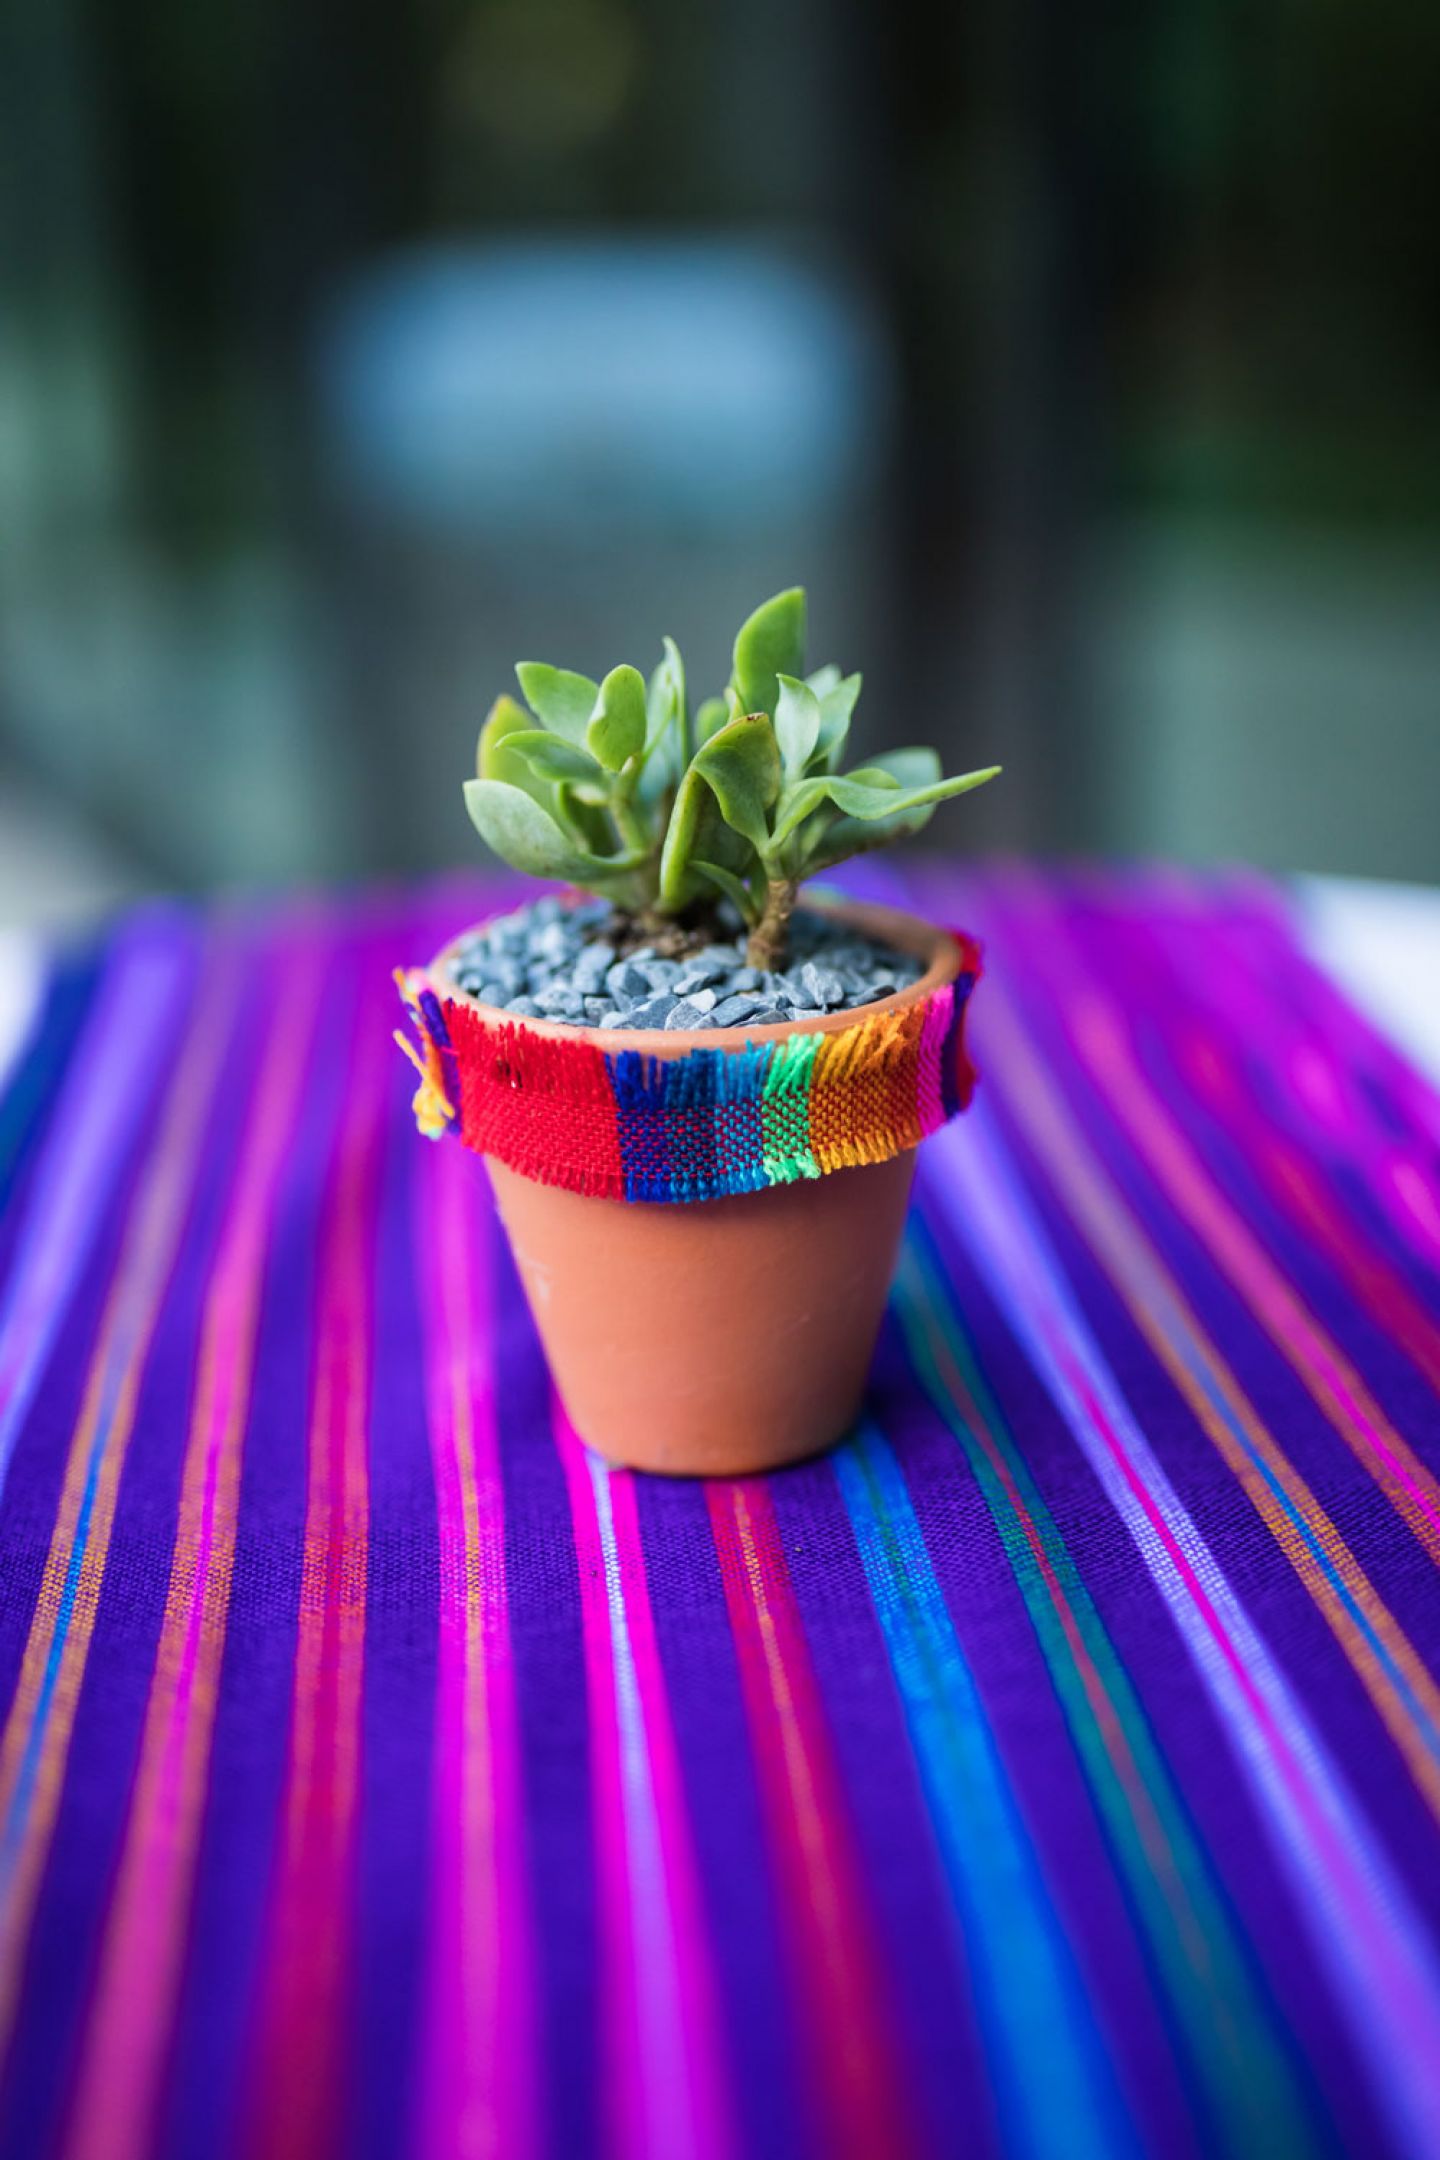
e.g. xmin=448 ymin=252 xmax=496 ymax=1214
xmin=487 ymin=1154 xmax=916 ymax=1477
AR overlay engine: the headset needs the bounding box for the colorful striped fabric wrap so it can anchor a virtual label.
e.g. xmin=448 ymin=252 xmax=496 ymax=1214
xmin=1 ymin=865 xmax=1440 ymax=2160
xmin=395 ymin=933 xmax=982 ymax=1203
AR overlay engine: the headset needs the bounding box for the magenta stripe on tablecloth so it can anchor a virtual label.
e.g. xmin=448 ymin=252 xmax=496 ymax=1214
xmin=556 ymin=1405 xmax=649 ymax=2159
xmin=241 ymin=948 xmax=394 ymax=2160
xmin=602 ymin=1465 xmax=734 ymax=2160
xmin=555 ymin=1396 xmax=732 ymax=2160
xmin=413 ymin=1134 xmax=533 ymax=2160
xmin=707 ymin=1477 xmax=919 ymax=2160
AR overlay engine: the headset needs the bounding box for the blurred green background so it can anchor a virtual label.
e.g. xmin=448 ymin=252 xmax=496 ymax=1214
xmin=2 ymin=0 xmax=1437 ymax=922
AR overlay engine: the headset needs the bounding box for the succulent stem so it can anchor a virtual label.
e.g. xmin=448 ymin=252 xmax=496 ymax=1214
xmin=610 ymin=782 xmax=653 ymax=877
xmin=746 ymin=876 xmax=798 ymax=971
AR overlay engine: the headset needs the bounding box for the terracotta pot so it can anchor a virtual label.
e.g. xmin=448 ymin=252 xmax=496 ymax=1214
xmin=433 ymin=898 xmax=965 ymax=1477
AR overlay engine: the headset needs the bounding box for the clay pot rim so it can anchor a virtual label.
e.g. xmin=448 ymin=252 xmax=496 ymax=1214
xmin=425 ymin=893 xmax=963 ymax=1059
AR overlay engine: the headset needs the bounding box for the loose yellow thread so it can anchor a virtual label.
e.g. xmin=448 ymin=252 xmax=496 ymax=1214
xmin=392 ymin=1032 xmax=454 ymax=1139
xmin=391 ymin=974 xmax=454 ymax=1139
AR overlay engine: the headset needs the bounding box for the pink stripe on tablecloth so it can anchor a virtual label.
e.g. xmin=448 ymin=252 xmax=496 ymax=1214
xmin=242 ymin=960 xmax=392 ymax=2160
xmin=707 ymin=1479 xmax=915 ymax=2160
xmin=604 ymin=1466 xmax=733 ymax=2160
xmin=556 ymin=1412 xmax=645 ymax=2159
xmin=413 ymin=1139 xmax=534 ymax=2160
xmin=61 ymin=943 xmax=322 ymax=2160
xmin=555 ymin=1402 xmax=732 ymax=2160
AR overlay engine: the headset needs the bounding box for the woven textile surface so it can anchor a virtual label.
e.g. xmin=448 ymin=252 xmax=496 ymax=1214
xmin=1 ymin=862 xmax=1439 ymax=2159
xmin=396 ymin=934 xmax=980 ymax=1203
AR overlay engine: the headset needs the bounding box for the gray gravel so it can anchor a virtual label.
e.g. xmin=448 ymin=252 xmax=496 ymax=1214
xmin=447 ymin=893 xmax=923 ymax=1031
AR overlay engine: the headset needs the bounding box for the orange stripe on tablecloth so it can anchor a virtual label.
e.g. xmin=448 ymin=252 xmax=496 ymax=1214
xmin=707 ymin=1480 xmax=916 ymax=2160
xmin=981 ymin=977 xmax=1440 ymax=1823
xmin=0 ymin=954 xmax=235 ymax=2070
xmin=240 ymin=969 xmax=392 ymax=2160
xmin=1068 ymin=983 xmax=1440 ymax=1566
xmin=1176 ymin=1017 xmax=1440 ymax=1407
xmin=60 ymin=947 xmax=322 ymax=2160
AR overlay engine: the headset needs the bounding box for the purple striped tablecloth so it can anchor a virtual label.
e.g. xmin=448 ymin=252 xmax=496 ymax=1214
xmin=1 ymin=863 xmax=1439 ymax=2160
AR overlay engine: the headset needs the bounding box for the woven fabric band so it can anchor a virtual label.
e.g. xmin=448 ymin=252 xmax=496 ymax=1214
xmin=394 ymin=933 xmax=981 ymax=1204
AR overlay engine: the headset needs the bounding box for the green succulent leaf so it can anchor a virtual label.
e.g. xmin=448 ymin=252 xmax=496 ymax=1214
xmin=730 ymin=587 xmax=806 ymax=720
xmin=554 ymin=783 xmax=616 ymax=855
xmin=797 ymin=752 xmax=944 ymax=866
xmin=769 ymin=776 xmax=843 ymax=849
xmin=812 ymin=671 xmax=863 ymax=771
xmin=774 ymin=673 xmax=822 ymax=781
xmin=515 ymin=662 xmax=600 ymax=743
xmin=647 ymin=636 xmax=686 ymax=751
xmin=805 ymin=663 xmax=841 ymax=697
xmin=837 ymin=765 xmax=902 ymax=791
xmin=638 ymin=735 xmax=679 ymax=807
xmin=502 ymin=729 xmax=608 ymax=786
xmin=657 ymin=766 xmax=706 ymax=907
xmin=803 ymin=807 xmax=931 ymax=870
xmin=465 ymin=778 xmax=598 ymax=880
xmin=859 ymin=746 xmax=943 ymax=790
xmin=477 ymin=695 xmax=567 ymax=816
xmin=586 ymin=664 xmax=648 ymax=771
xmin=693 ymin=695 xmax=728 ymax=748
xmin=658 ymin=759 xmax=757 ymax=907
xmin=771 ymin=756 xmax=999 ymax=851
xmin=824 ymin=762 xmax=1001 ymax=822
xmin=477 ymin=694 xmax=532 ymax=780
xmin=799 ymin=758 xmax=1002 ymax=872
xmin=692 ymin=859 xmax=757 ymax=922
xmin=692 ymin=712 xmax=782 ymax=857
xmin=464 ymin=778 xmax=643 ymax=885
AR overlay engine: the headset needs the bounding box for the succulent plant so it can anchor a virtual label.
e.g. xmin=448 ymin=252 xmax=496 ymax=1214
xmin=464 ymin=587 xmax=999 ymax=969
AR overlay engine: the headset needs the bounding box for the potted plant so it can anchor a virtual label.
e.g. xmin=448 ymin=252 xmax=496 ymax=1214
xmin=397 ymin=588 xmax=997 ymax=1475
